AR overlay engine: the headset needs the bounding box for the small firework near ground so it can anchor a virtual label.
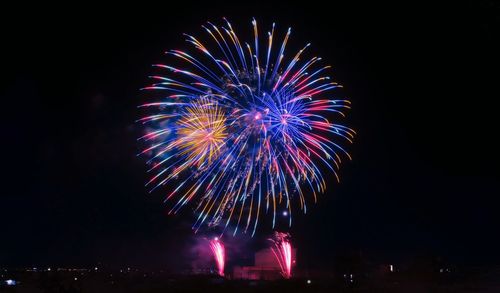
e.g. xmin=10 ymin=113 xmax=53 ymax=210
xmin=138 ymin=18 xmax=355 ymax=236
xmin=269 ymin=232 xmax=293 ymax=278
xmin=209 ymin=237 xmax=225 ymax=277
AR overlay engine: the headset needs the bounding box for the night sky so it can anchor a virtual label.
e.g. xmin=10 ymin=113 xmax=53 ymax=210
xmin=2 ymin=2 xmax=499 ymax=269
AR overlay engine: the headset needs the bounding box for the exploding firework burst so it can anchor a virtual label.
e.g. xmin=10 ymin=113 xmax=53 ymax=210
xmin=138 ymin=18 xmax=355 ymax=236
xmin=269 ymin=232 xmax=292 ymax=278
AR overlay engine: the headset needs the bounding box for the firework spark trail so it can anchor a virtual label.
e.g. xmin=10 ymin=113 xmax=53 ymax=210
xmin=139 ymin=18 xmax=355 ymax=236
xmin=269 ymin=232 xmax=292 ymax=279
xmin=209 ymin=238 xmax=225 ymax=277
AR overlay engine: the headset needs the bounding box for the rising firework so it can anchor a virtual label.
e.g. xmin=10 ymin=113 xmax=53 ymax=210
xmin=139 ymin=18 xmax=355 ymax=236
xmin=209 ymin=237 xmax=225 ymax=277
xmin=269 ymin=232 xmax=292 ymax=279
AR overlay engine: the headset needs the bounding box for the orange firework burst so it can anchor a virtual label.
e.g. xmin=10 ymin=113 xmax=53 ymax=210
xmin=176 ymin=97 xmax=227 ymax=167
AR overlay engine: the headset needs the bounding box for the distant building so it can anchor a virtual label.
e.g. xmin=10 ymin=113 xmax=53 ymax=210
xmin=232 ymin=248 xmax=297 ymax=280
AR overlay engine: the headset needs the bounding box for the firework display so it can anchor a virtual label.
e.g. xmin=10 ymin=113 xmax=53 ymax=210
xmin=209 ymin=238 xmax=225 ymax=276
xmin=269 ymin=232 xmax=292 ymax=278
xmin=139 ymin=18 xmax=355 ymax=236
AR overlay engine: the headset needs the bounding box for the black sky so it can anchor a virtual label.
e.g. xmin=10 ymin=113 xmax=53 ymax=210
xmin=2 ymin=2 xmax=499 ymax=269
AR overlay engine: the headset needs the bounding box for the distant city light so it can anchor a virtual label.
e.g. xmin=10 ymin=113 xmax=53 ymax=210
xmin=282 ymin=211 xmax=288 ymax=217
xmin=74 ymin=277 xmax=78 ymax=281
xmin=5 ymin=279 xmax=17 ymax=286
xmin=390 ymin=264 xmax=394 ymax=272
xmin=94 ymin=267 xmax=98 ymax=271
xmin=307 ymin=279 xmax=312 ymax=284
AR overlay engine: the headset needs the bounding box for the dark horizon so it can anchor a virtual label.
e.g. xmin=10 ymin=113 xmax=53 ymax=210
xmin=2 ymin=2 xmax=499 ymax=270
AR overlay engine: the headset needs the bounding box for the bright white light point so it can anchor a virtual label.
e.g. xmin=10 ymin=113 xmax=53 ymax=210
xmin=47 ymin=268 xmax=51 ymax=271
xmin=95 ymin=267 xmax=98 ymax=271
xmin=214 ymin=237 xmax=219 ymax=241
xmin=390 ymin=264 xmax=393 ymax=272
xmin=307 ymin=279 xmax=312 ymax=284
xmin=282 ymin=211 xmax=288 ymax=216
xmin=74 ymin=277 xmax=78 ymax=281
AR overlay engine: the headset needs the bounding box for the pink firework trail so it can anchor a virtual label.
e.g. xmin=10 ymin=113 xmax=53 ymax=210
xmin=269 ymin=232 xmax=292 ymax=279
xmin=209 ymin=238 xmax=225 ymax=277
